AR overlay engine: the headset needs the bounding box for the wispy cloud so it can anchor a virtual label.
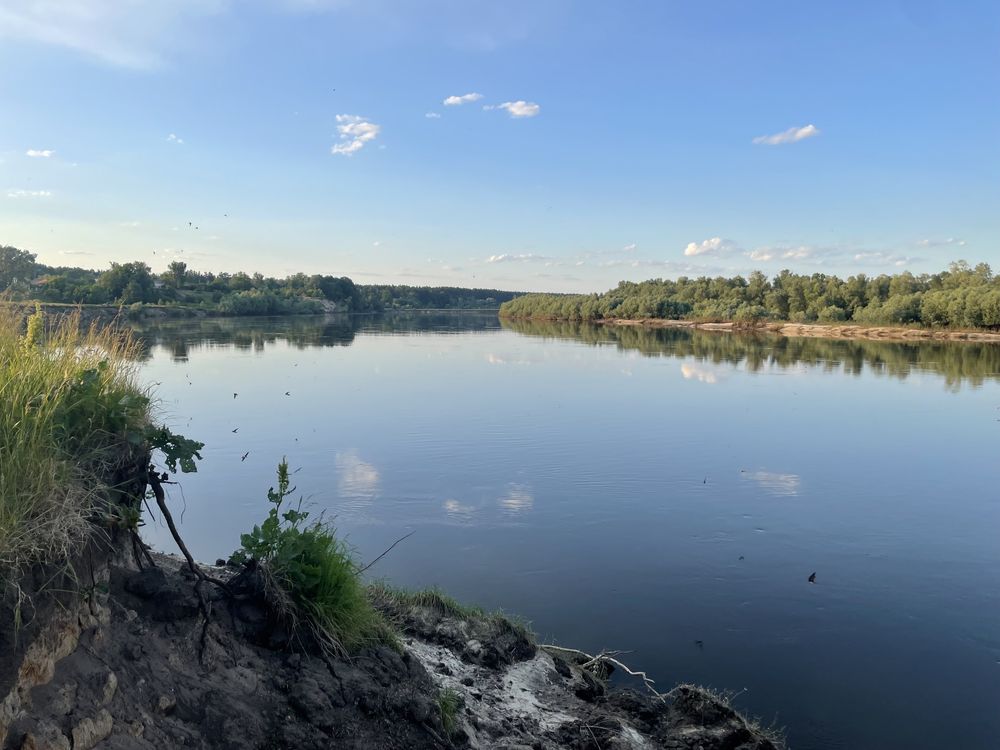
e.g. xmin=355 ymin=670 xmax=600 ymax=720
xmin=491 ymin=100 xmax=540 ymax=118
xmin=854 ymin=251 xmax=914 ymax=267
xmin=166 ymin=133 xmax=184 ymax=145
xmin=622 ymin=242 xmax=637 ymax=252
xmin=487 ymin=253 xmax=548 ymax=263
xmin=918 ymin=237 xmax=966 ymax=247
xmin=443 ymin=92 xmax=483 ymax=106
xmin=753 ymin=124 xmax=820 ymax=146
xmin=58 ymin=249 xmax=93 ymax=256
xmin=25 ymin=149 xmax=54 ymax=158
xmin=747 ymin=249 xmax=774 ymax=262
xmin=683 ymin=237 xmax=741 ymax=257
xmin=424 ymin=112 xmax=441 ymax=119
xmin=0 ymin=0 xmax=228 ymax=68
xmin=331 ymin=114 xmax=380 ymax=155
xmin=6 ymin=189 xmax=51 ymax=198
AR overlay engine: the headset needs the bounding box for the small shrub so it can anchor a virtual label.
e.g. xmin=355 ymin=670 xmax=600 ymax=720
xmin=232 ymin=460 xmax=387 ymax=654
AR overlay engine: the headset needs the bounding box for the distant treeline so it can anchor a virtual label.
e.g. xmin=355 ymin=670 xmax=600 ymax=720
xmin=499 ymin=262 xmax=1000 ymax=329
xmin=0 ymin=245 xmax=520 ymax=315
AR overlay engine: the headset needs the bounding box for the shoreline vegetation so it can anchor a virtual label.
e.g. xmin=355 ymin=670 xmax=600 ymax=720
xmin=0 ymin=306 xmax=783 ymax=749
xmin=499 ymin=260 xmax=1000 ymax=340
xmin=0 ymin=244 xmax=520 ymax=317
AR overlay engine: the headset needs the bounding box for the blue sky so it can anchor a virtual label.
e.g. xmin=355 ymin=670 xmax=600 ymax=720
xmin=1 ymin=0 xmax=997 ymax=292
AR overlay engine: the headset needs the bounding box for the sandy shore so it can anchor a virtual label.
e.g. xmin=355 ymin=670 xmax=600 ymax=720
xmin=595 ymin=318 xmax=1000 ymax=343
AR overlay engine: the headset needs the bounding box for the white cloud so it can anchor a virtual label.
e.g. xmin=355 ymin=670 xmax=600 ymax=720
xmin=331 ymin=114 xmax=380 ymax=155
xmin=683 ymin=237 xmax=740 ymax=257
xmin=747 ymin=249 xmax=774 ymax=262
xmin=58 ymin=250 xmax=92 ymax=256
xmin=854 ymin=251 xmax=913 ymax=267
xmin=6 ymin=189 xmax=51 ymax=198
xmin=25 ymin=149 xmax=54 ymax=158
xmin=752 ymin=124 xmax=820 ymax=146
xmin=443 ymin=92 xmax=483 ymax=106
xmin=918 ymin=237 xmax=966 ymax=247
xmin=781 ymin=246 xmax=814 ymax=260
xmin=166 ymin=133 xmax=184 ymax=144
xmin=622 ymin=242 xmax=637 ymax=252
xmin=424 ymin=112 xmax=441 ymax=119
xmin=496 ymin=100 xmax=540 ymax=118
xmin=487 ymin=253 xmax=548 ymax=263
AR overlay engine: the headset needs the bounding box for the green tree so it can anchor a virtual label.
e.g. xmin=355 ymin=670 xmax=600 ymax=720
xmin=168 ymin=261 xmax=188 ymax=289
xmin=0 ymin=246 xmax=38 ymax=291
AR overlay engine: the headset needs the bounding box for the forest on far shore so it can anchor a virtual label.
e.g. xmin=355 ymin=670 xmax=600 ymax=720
xmin=500 ymin=261 xmax=1000 ymax=329
xmin=0 ymin=244 xmax=520 ymax=315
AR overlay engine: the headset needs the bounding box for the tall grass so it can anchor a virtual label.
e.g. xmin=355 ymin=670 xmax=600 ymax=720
xmin=0 ymin=305 xmax=147 ymax=576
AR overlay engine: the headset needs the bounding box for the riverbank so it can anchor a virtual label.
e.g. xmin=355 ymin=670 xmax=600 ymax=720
xmin=588 ymin=317 xmax=1000 ymax=343
xmin=1 ymin=551 xmax=783 ymax=749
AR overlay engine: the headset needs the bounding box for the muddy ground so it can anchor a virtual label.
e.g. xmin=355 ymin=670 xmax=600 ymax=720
xmin=3 ymin=554 xmax=782 ymax=749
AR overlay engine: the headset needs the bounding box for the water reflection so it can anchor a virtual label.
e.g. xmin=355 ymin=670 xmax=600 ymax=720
xmin=502 ymin=318 xmax=1000 ymax=389
xmin=741 ymin=470 xmax=801 ymax=497
xmin=131 ymin=311 xmax=501 ymax=362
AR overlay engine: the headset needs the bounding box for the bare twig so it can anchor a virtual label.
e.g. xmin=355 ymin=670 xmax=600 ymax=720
xmin=540 ymin=644 xmax=666 ymax=703
xmin=358 ymin=530 xmax=415 ymax=575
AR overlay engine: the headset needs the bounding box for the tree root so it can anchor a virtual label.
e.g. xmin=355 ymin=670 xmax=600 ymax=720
xmin=146 ymin=468 xmax=231 ymax=660
xmin=539 ymin=644 xmax=667 ymax=703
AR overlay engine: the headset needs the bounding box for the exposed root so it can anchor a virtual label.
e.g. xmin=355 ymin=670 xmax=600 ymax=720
xmin=540 ymin=644 xmax=667 ymax=702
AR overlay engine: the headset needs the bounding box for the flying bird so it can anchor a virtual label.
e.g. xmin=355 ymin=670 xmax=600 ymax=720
xmin=284 ymin=391 xmax=291 ymax=396
xmin=233 ymin=393 xmax=238 ymax=399
xmin=231 ymin=428 xmax=239 ymax=433
xmin=808 ymin=572 xmax=817 ymax=583
xmin=241 ymin=451 xmax=250 ymax=462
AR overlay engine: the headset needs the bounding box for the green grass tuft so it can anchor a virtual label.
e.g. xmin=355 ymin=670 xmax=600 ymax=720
xmin=437 ymin=687 xmax=461 ymax=737
xmin=367 ymin=582 xmax=534 ymax=643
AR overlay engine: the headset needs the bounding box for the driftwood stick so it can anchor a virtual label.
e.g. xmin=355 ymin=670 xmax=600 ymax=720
xmin=540 ymin=644 xmax=666 ymax=703
xmin=358 ymin=530 xmax=415 ymax=575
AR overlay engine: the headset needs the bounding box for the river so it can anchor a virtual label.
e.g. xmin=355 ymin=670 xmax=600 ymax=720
xmin=134 ymin=313 xmax=1000 ymax=750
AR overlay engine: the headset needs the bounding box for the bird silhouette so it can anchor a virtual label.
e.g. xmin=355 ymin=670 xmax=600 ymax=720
xmin=231 ymin=428 xmax=239 ymax=433
xmin=808 ymin=572 xmax=817 ymax=583
xmin=233 ymin=392 xmax=238 ymax=399
xmin=739 ymin=555 xmax=745 ymax=561
xmin=694 ymin=640 xmax=704 ymax=650
xmin=284 ymin=391 xmax=291 ymax=396
xmin=241 ymin=451 xmax=250 ymax=462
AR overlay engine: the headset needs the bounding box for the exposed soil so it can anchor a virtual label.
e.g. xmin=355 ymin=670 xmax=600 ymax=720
xmin=595 ymin=317 xmax=1000 ymax=343
xmin=1 ymin=554 xmax=782 ymax=749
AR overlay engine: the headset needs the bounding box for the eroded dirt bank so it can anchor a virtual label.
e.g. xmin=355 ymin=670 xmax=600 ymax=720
xmin=594 ymin=317 xmax=1000 ymax=342
xmin=1 ymin=554 xmax=781 ymax=750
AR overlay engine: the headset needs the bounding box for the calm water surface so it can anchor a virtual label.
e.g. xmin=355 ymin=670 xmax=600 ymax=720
xmin=136 ymin=314 xmax=1000 ymax=750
